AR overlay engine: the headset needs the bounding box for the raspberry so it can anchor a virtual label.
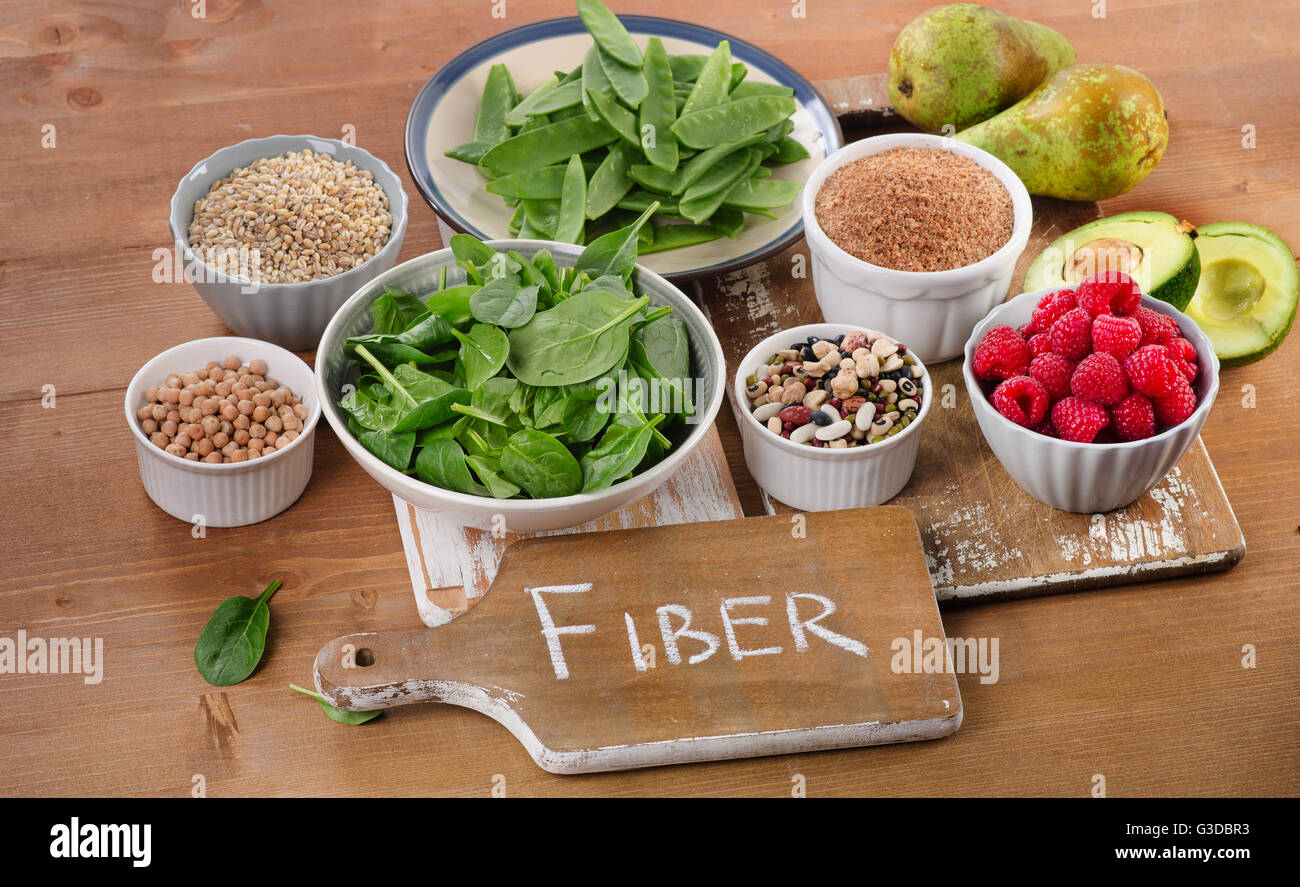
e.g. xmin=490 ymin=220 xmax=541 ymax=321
xmin=1018 ymin=322 xmax=1038 ymax=338
xmin=1031 ymin=289 xmax=1077 ymax=331
xmin=1071 ymin=352 xmax=1130 ymax=405
xmin=1051 ymin=397 xmax=1110 ymax=443
xmin=1028 ymin=352 xmax=1075 ymax=400
xmin=1124 ymin=344 xmax=1181 ymax=398
xmin=1049 ymin=308 xmax=1094 ymax=360
xmin=1166 ymin=337 xmax=1199 ymax=381
xmin=1077 ymin=272 xmax=1142 ymax=316
xmin=1033 ymin=419 xmax=1057 ymax=438
xmin=1133 ymin=306 xmax=1181 ymax=347
xmin=1091 ymin=314 xmax=1142 ymax=359
xmin=1154 ymin=377 xmax=1198 ymax=428
xmin=972 ymin=325 xmax=1031 ymax=381
xmin=1028 ymin=332 xmax=1053 ymax=356
xmin=1111 ymin=393 xmax=1156 ymax=441
xmin=991 ymin=376 xmax=1050 ymax=427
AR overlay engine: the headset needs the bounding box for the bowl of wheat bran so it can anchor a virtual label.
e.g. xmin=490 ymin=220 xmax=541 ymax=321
xmin=801 ymin=133 xmax=1032 ymax=363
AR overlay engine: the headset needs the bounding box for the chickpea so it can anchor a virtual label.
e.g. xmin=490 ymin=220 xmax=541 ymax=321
xmin=253 ymin=392 xmax=272 ymax=408
xmin=264 ymin=415 xmax=283 ymax=433
xmin=186 ymin=407 xmax=203 ymax=424
xmin=249 ymin=359 xmax=268 ymax=376
xmin=282 ymin=416 xmax=300 ymax=432
xmin=221 ymin=441 xmax=239 ymax=457
xmin=238 ymin=374 xmax=256 ymax=388
xmin=212 ymin=431 xmax=230 ymax=448
xmin=234 ymin=429 xmax=251 ymax=445
xmin=281 ymin=429 xmax=299 ymax=443
xmin=248 ymin=437 xmax=264 ymax=451
xmin=252 ymin=406 xmax=270 ymax=423
xmin=215 ymin=381 xmax=232 ymax=397
xmin=249 ymin=423 xmax=266 ymax=440
xmin=222 ymin=355 xmax=240 ymax=371
xmin=201 ymin=415 xmax=221 ymax=437
xmin=220 ymin=403 xmax=239 ymax=422
xmin=178 ymin=389 xmax=195 ymax=407
xmin=142 ymin=418 xmax=158 ymax=434
xmin=270 ymin=388 xmax=287 ymax=407
xmin=165 ymin=410 xmax=180 ymax=425
xmin=261 ymin=444 xmax=275 ymax=454
xmin=200 ymin=399 xmax=219 ymax=416
xmin=181 ymin=372 xmax=200 ymax=387
xmin=161 ymin=420 xmax=178 ymax=437
xmin=185 ymin=452 xmax=200 ymax=461
xmin=293 ymin=404 xmax=308 ymax=421
xmin=196 ymin=438 xmax=214 ymax=456
xmin=238 ymin=400 xmax=255 ymax=416
xmin=164 ymin=373 xmax=182 ymax=389
xmin=264 ymin=432 xmax=278 ymax=447
xmin=219 ymin=420 xmax=233 ymax=436
xmin=255 ymin=380 xmax=272 ymax=393
xmin=151 ymin=403 xmax=168 ymax=421
xmin=228 ymin=450 xmax=248 ymax=463
xmin=184 ymin=423 xmax=203 ymax=440
xmin=203 ymin=452 xmax=223 ymax=464
xmin=150 ymin=431 xmax=169 ymax=448
xmin=165 ymin=443 xmax=187 ymax=457
xmin=137 ymin=405 xmax=153 ymax=422
xmin=205 ymin=360 xmax=221 ymax=372
xmin=195 ymin=368 xmax=209 ymax=381
xmin=246 ymin=448 xmax=262 ymax=460
xmin=233 ymin=414 xmax=250 ymax=431
xmin=174 ymin=432 xmax=192 ymax=449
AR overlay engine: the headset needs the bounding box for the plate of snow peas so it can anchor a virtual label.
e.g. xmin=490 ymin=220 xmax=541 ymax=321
xmin=405 ymin=0 xmax=843 ymax=281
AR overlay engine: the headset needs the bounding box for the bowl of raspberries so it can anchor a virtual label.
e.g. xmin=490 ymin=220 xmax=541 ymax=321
xmin=962 ymin=272 xmax=1220 ymax=513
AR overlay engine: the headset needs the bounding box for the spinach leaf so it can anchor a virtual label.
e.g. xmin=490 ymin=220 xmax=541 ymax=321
xmin=506 ymin=289 xmax=650 ymax=387
xmin=573 ymin=202 xmax=658 ymax=282
xmin=344 ymin=313 xmax=458 ymax=365
xmin=532 ymin=384 xmax=570 ymax=429
xmin=469 ymin=275 xmax=539 ymax=328
xmin=425 ymin=284 xmax=478 ymax=327
xmin=562 ymin=383 xmax=613 ymax=442
xmin=501 ymin=429 xmax=583 ymax=498
xmin=451 ymin=323 xmax=509 ymax=390
xmin=416 ymin=439 xmax=490 ymax=495
xmin=350 ymin=346 xmax=471 ymax=432
xmin=194 ymin=580 xmax=281 ymax=686
xmin=289 ymin=684 xmax=383 ymax=725
xmin=372 ymin=287 xmax=430 ymax=336
xmin=580 ymin=416 xmax=662 ymax=492
xmin=450 ymin=233 xmax=496 ymax=282
xmin=466 ymin=453 xmax=522 ymax=499
xmin=347 ymin=415 xmax=417 ymax=470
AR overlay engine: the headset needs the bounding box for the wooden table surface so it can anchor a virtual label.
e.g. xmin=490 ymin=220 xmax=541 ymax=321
xmin=2 ymin=0 xmax=1296 ymax=797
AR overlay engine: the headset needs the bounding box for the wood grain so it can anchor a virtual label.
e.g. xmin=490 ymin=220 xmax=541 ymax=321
xmin=1 ymin=0 xmax=1297 ymax=797
xmin=317 ymin=508 xmax=961 ymax=773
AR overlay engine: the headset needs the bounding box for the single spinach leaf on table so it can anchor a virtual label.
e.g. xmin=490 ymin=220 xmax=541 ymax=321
xmin=501 ymin=429 xmax=583 ymax=498
xmin=415 ymin=439 xmax=490 ymax=496
xmin=505 ymin=289 xmax=650 ymax=387
xmin=468 ymin=275 xmax=539 ymax=328
xmin=194 ymin=580 xmax=281 ymax=686
xmin=289 ymin=684 xmax=383 ymax=725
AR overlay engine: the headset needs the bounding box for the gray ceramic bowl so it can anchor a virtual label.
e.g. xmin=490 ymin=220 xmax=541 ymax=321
xmin=315 ymin=240 xmax=726 ymax=532
xmin=169 ymin=135 xmax=409 ymax=351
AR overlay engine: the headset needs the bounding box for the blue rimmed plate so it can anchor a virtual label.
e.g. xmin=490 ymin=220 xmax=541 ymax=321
xmin=405 ymin=15 xmax=843 ymax=281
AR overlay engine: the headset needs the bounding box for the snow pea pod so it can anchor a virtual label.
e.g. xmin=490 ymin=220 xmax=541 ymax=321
xmin=772 ymin=136 xmax=811 ymax=164
xmin=628 ymin=163 xmax=679 ymax=194
xmin=576 ymin=0 xmax=643 ymax=70
xmin=554 ymin=154 xmax=588 ymax=244
xmin=474 ymin=63 xmax=516 ymax=146
xmin=679 ymin=149 xmax=760 ymax=223
xmin=597 ymin=44 xmax=648 ymax=106
xmin=671 ymin=132 xmax=765 ymax=194
xmin=580 ymin=43 xmax=611 ymax=121
xmin=585 ymin=142 xmax=637 ymax=219
xmin=528 ymin=79 xmax=584 ymax=116
xmin=638 ymin=223 xmax=725 ymax=253
xmin=484 ymin=165 xmax=567 ymax=200
xmin=671 ymin=95 xmax=796 ymax=149
xmin=729 ymin=81 xmax=795 ymax=100
xmin=679 ymin=41 xmax=731 ymax=117
xmin=721 ymin=177 xmax=802 ymax=210
xmin=586 ymin=88 xmax=641 ymax=149
xmin=638 ymin=37 xmax=679 ymax=172
xmin=478 ymin=115 xmax=617 ymax=173
xmin=681 ymin=147 xmax=760 ymax=203
xmin=506 ymin=75 xmax=561 ymax=126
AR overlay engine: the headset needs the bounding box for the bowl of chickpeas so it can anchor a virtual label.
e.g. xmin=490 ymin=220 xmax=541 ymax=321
xmin=124 ymin=336 xmax=320 ymax=527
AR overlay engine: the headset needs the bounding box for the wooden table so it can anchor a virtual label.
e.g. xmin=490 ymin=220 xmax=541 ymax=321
xmin=1 ymin=0 xmax=1296 ymax=797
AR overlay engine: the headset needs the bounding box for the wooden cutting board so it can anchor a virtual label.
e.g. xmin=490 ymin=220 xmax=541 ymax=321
xmin=316 ymin=508 xmax=962 ymax=774
xmin=688 ymin=75 xmax=1246 ymax=603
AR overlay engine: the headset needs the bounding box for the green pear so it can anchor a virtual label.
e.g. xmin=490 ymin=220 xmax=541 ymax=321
xmin=954 ymin=63 xmax=1169 ymax=201
xmin=888 ymin=3 xmax=1074 ymax=133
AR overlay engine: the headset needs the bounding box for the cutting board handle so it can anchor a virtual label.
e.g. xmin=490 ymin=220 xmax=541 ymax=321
xmin=314 ymin=628 xmax=471 ymax=711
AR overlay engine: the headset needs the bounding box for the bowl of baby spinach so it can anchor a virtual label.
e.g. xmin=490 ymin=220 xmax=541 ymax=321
xmin=315 ymin=207 xmax=725 ymax=533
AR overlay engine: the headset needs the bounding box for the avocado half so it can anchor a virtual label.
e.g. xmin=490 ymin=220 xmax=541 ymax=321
xmin=1184 ymin=221 xmax=1298 ymax=366
xmin=1023 ymin=211 xmax=1200 ymax=310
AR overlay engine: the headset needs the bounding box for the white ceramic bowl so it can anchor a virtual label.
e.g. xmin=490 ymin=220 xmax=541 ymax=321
xmin=734 ymin=323 xmax=932 ymax=511
xmin=125 ymin=336 xmax=321 ymax=527
xmin=169 ymin=135 xmax=410 ymax=351
xmin=801 ymin=133 xmax=1033 ymax=364
xmin=315 ymin=241 xmax=726 ymax=533
xmin=962 ymin=288 xmax=1221 ymax=513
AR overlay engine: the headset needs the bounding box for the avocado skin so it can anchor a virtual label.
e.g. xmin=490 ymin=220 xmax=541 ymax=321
xmin=888 ymin=3 xmax=1075 ymax=133
xmin=955 ymin=64 xmax=1168 ymax=201
xmin=1023 ymin=211 xmax=1199 ymax=310
xmin=1190 ymin=221 xmax=1299 ymax=367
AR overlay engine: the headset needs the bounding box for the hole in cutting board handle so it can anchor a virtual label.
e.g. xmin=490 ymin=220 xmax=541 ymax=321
xmin=355 ymin=647 xmax=375 ymax=667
